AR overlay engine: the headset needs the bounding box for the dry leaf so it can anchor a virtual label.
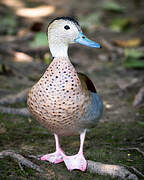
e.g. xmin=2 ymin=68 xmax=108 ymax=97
xmin=14 ymin=52 xmax=33 ymax=62
xmin=16 ymin=5 xmax=55 ymax=18
xmin=17 ymin=28 xmax=29 ymax=37
xmin=133 ymin=86 xmax=144 ymax=108
xmin=114 ymin=38 xmax=141 ymax=48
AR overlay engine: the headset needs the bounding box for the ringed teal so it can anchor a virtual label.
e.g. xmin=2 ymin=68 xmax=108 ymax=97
xmin=27 ymin=17 xmax=103 ymax=171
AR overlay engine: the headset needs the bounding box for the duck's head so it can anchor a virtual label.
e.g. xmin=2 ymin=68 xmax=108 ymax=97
xmin=47 ymin=17 xmax=101 ymax=58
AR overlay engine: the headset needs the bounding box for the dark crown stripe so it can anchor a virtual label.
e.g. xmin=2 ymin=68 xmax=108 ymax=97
xmin=48 ymin=16 xmax=79 ymax=27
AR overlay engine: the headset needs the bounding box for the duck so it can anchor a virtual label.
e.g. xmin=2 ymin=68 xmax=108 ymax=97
xmin=27 ymin=16 xmax=103 ymax=172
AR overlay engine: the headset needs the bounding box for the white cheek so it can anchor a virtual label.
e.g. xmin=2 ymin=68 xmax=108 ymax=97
xmin=68 ymin=29 xmax=79 ymax=43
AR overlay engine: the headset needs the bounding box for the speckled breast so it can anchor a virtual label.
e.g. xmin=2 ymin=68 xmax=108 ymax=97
xmin=27 ymin=57 xmax=91 ymax=136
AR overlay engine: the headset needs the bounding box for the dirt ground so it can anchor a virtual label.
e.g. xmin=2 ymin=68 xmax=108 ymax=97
xmin=0 ymin=0 xmax=144 ymax=179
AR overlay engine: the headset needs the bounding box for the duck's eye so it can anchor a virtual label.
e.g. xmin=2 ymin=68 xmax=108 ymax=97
xmin=64 ymin=25 xmax=70 ymax=30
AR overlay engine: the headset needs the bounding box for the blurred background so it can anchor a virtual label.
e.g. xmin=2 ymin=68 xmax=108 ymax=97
xmin=0 ymin=0 xmax=144 ymax=179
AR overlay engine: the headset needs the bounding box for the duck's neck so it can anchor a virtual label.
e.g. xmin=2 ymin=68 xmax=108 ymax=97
xmin=49 ymin=40 xmax=68 ymax=58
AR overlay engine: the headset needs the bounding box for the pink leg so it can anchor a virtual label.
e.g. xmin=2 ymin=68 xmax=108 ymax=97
xmin=41 ymin=134 xmax=65 ymax=164
xmin=63 ymin=130 xmax=87 ymax=171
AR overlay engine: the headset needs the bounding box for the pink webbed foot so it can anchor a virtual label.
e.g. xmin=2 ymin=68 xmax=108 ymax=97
xmin=63 ymin=152 xmax=87 ymax=171
xmin=41 ymin=134 xmax=65 ymax=164
xmin=41 ymin=148 xmax=65 ymax=164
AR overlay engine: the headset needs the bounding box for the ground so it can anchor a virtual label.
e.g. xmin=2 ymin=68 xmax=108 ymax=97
xmin=0 ymin=0 xmax=144 ymax=179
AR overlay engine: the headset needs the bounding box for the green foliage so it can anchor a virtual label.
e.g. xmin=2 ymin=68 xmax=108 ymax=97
xmin=110 ymin=18 xmax=132 ymax=32
xmin=103 ymin=1 xmax=125 ymax=13
xmin=44 ymin=53 xmax=52 ymax=65
xmin=0 ymin=15 xmax=17 ymax=35
xmin=125 ymin=48 xmax=144 ymax=59
xmin=0 ymin=64 xmax=3 ymax=73
xmin=124 ymin=48 xmax=144 ymax=68
xmin=137 ymin=121 xmax=144 ymax=127
xmin=79 ymin=13 xmax=101 ymax=30
xmin=30 ymin=32 xmax=48 ymax=47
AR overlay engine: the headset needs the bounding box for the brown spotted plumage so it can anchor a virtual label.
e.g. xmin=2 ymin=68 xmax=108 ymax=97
xmin=27 ymin=17 xmax=103 ymax=171
xmin=28 ymin=57 xmax=90 ymax=136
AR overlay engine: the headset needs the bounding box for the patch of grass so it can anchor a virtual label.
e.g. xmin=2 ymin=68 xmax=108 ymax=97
xmin=0 ymin=15 xmax=17 ymax=35
xmin=110 ymin=17 xmax=132 ymax=32
xmin=0 ymin=112 xmax=144 ymax=179
xmin=30 ymin=32 xmax=48 ymax=48
xmin=124 ymin=48 xmax=144 ymax=69
xmin=0 ymin=157 xmax=38 ymax=179
xmin=79 ymin=13 xmax=101 ymax=32
xmin=103 ymin=1 xmax=125 ymax=13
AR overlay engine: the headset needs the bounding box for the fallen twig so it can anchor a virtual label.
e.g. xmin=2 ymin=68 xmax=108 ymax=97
xmin=133 ymin=86 xmax=144 ymax=108
xmin=14 ymin=46 xmax=49 ymax=57
xmin=0 ymin=88 xmax=29 ymax=105
xmin=119 ymin=147 xmax=144 ymax=157
xmin=101 ymin=39 xmax=124 ymax=55
xmin=0 ymin=33 xmax=35 ymax=56
xmin=0 ymin=150 xmax=138 ymax=179
xmin=0 ymin=106 xmax=30 ymax=116
xmin=0 ymin=33 xmax=35 ymax=45
xmin=116 ymin=78 xmax=142 ymax=91
xmin=130 ymin=166 xmax=144 ymax=178
xmin=87 ymin=160 xmax=138 ymax=180
xmin=29 ymin=155 xmax=138 ymax=179
xmin=0 ymin=150 xmax=43 ymax=172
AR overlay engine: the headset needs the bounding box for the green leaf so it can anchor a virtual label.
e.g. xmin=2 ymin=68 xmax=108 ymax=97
xmin=137 ymin=121 xmax=144 ymax=127
xmin=124 ymin=59 xmax=144 ymax=68
xmin=124 ymin=49 xmax=144 ymax=68
xmin=0 ymin=64 xmax=3 ymax=73
xmin=79 ymin=13 xmax=101 ymax=30
xmin=44 ymin=53 xmax=52 ymax=65
xmin=30 ymin=32 xmax=48 ymax=47
xmin=110 ymin=18 xmax=131 ymax=32
xmin=125 ymin=48 xmax=144 ymax=59
xmin=103 ymin=1 xmax=125 ymax=12
xmin=0 ymin=15 xmax=17 ymax=35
